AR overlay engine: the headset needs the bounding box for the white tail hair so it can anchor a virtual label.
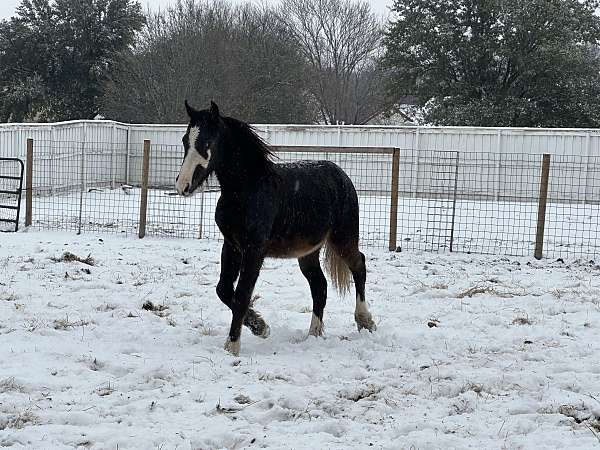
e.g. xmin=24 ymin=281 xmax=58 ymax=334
xmin=323 ymin=243 xmax=351 ymax=297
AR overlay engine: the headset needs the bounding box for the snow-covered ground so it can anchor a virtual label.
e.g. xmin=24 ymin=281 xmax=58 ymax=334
xmin=1 ymin=231 xmax=600 ymax=449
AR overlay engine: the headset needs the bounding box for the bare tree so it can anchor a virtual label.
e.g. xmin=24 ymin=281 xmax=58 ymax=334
xmin=102 ymin=0 xmax=316 ymax=124
xmin=280 ymin=0 xmax=390 ymax=124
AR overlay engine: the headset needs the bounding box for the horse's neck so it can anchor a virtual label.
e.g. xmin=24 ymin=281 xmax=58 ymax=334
xmin=214 ymin=137 xmax=273 ymax=193
xmin=215 ymin=168 xmax=245 ymax=194
xmin=215 ymin=164 xmax=270 ymax=194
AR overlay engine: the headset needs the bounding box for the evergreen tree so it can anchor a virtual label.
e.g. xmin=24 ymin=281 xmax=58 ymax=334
xmin=0 ymin=0 xmax=145 ymax=122
xmin=384 ymin=0 xmax=600 ymax=127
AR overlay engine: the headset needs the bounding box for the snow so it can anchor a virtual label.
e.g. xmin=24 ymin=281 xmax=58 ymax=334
xmin=1 ymin=231 xmax=600 ymax=449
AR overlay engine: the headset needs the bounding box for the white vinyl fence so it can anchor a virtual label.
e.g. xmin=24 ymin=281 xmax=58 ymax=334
xmin=1 ymin=120 xmax=599 ymax=202
xmin=2 ymin=120 xmax=600 ymax=158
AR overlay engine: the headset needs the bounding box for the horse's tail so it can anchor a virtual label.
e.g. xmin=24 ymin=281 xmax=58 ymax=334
xmin=324 ymin=243 xmax=352 ymax=297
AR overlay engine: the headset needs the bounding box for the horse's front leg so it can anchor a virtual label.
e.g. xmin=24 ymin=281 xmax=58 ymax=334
xmin=216 ymin=241 xmax=241 ymax=309
xmin=224 ymin=247 xmax=265 ymax=356
xmin=216 ymin=241 xmax=269 ymax=339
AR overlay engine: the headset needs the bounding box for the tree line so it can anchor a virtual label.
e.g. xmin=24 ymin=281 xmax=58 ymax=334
xmin=1 ymin=0 xmax=600 ymax=127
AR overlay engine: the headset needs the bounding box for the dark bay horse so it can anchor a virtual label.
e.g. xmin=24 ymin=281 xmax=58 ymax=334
xmin=176 ymin=101 xmax=376 ymax=355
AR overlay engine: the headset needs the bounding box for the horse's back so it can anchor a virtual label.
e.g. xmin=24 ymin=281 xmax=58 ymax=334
xmin=275 ymin=160 xmax=356 ymax=195
xmin=275 ymin=160 xmax=357 ymax=209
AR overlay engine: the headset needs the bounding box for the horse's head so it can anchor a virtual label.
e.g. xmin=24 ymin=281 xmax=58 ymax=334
xmin=175 ymin=100 xmax=222 ymax=196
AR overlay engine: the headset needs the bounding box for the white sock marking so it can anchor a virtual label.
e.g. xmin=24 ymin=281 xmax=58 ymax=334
xmin=309 ymin=313 xmax=323 ymax=336
xmin=355 ymin=294 xmax=369 ymax=316
xmin=224 ymin=337 xmax=241 ymax=356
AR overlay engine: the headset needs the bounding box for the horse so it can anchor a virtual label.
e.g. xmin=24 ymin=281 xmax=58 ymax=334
xmin=175 ymin=100 xmax=376 ymax=356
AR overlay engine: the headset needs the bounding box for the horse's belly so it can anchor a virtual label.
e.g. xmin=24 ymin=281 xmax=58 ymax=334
xmin=266 ymin=235 xmax=328 ymax=259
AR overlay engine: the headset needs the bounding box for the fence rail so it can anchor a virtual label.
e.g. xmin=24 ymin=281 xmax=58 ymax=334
xmin=16 ymin=139 xmax=600 ymax=260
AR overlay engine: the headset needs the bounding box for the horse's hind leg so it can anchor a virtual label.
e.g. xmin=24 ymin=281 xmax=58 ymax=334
xmin=334 ymin=242 xmax=376 ymax=332
xmin=350 ymin=250 xmax=376 ymax=332
xmin=216 ymin=242 xmax=269 ymax=339
xmin=298 ymin=249 xmax=327 ymax=337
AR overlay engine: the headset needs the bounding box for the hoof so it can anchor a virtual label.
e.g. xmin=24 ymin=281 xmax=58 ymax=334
xmin=309 ymin=314 xmax=324 ymax=337
xmin=224 ymin=337 xmax=241 ymax=356
xmin=355 ymin=314 xmax=377 ymax=333
xmin=245 ymin=309 xmax=269 ymax=338
xmin=308 ymin=327 xmax=324 ymax=338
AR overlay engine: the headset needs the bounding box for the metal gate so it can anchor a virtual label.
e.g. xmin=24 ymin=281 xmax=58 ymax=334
xmin=0 ymin=158 xmax=25 ymax=232
xmin=397 ymin=150 xmax=460 ymax=253
xmin=422 ymin=151 xmax=460 ymax=252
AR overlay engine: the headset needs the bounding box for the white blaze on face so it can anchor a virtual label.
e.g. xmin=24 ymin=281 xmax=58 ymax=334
xmin=176 ymin=126 xmax=212 ymax=195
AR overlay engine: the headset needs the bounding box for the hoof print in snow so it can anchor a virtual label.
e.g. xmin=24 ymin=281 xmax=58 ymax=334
xmin=234 ymin=394 xmax=252 ymax=404
xmin=338 ymin=384 xmax=384 ymax=402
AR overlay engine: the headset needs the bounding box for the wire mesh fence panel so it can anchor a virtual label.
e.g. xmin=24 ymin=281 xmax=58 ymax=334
xmin=32 ymin=141 xmax=83 ymax=232
xmin=423 ymin=151 xmax=458 ymax=252
xmin=146 ymin=143 xmax=217 ymax=239
xmin=452 ymin=153 xmax=542 ymax=256
xmin=31 ymin=141 xmax=141 ymax=235
xmin=80 ymin=141 xmax=140 ymax=235
xmin=545 ymin=155 xmax=600 ymax=260
xmin=21 ymin=138 xmax=600 ymax=260
xmin=396 ymin=151 xmax=546 ymax=256
xmin=396 ymin=149 xmax=458 ymax=252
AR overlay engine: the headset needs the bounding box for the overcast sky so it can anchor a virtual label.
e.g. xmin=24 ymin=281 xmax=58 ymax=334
xmin=0 ymin=0 xmax=394 ymax=21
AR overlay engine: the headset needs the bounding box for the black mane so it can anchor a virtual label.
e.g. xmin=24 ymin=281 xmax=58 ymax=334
xmin=222 ymin=116 xmax=275 ymax=165
xmin=215 ymin=116 xmax=277 ymax=190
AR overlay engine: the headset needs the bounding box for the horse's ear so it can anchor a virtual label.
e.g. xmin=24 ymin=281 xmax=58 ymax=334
xmin=185 ymin=99 xmax=196 ymax=118
xmin=210 ymin=100 xmax=220 ymax=119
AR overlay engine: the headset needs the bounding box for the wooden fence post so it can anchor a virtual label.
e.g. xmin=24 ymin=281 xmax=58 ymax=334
xmin=389 ymin=148 xmax=400 ymax=251
xmin=138 ymin=139 xmax=151 ymax=238
xmin=449 ymin=152 xmax=460 ymax=252
xmin=25 ymin=138 xmax=33 ymax=227
xmin=77 ymin=134 xmax=86 ymax=235
xmin=534 ymin=154 xmax=551 ymax=260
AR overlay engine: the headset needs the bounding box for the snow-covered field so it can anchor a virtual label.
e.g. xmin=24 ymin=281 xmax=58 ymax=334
xmin=1 ymin=231 xmax=600 ymax=449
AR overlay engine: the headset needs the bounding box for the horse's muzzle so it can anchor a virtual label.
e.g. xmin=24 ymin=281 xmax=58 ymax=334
xmin=175 ymin=165 xmax=208 ymax=197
